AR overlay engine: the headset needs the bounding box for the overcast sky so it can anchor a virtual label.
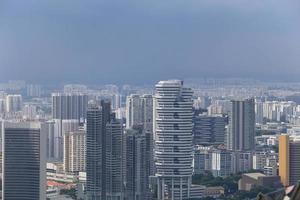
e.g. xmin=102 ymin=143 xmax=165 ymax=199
xmin=0 ymin=0 xmax=300 ymax=85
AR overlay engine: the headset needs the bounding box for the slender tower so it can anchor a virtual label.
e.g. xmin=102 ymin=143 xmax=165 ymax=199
xmin=227 ymin=99 xmax=255 ymax=151
xmin=86 ymin=103 xmax=103 ymax=199
xmin=106 ymin=115 xmax=123 ymax=199
xmin=154 ymin=80 xmax=193 ymax=200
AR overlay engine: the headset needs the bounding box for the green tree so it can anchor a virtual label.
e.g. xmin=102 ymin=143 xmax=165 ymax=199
xmin=60 ymin=188 xmax=77 ymax=199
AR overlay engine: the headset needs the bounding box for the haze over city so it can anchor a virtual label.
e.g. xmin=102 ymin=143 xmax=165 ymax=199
xmin=1 ymin=0 xmax=300 ymax=84
xmin=2 ymin=1 xmax=300 ymax=200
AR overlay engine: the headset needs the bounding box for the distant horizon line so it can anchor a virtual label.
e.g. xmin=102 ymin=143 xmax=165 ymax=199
xmin=1 ymin=77 xmax=300 ymax=87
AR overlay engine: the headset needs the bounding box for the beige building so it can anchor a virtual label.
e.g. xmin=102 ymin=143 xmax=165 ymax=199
xmin=64 ymin=130 xmax=86 ymax=173
xmin=279 ymin=135 xmax=300 ymax=187
xmin=238 ymin=173 xmax=281 ymax=191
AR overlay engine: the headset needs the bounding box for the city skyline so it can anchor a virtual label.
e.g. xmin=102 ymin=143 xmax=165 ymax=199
xmin=0 ymin=79 xmax=300 ymax=199
xmin=1 ymin=0 xmax=300 ymax=199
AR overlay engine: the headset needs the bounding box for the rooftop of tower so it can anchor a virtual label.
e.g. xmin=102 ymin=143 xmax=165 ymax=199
xmin=156 ymin=79 xmax=183 ymax=86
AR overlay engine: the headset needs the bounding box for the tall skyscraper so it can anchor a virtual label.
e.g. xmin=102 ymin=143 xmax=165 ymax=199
xmin=100 ymin=100 xmax=112 ymax=200
xmin=193 ymin=115 xmax=227 ymax=145
xmin=86 ymin=103 xmax=103 ymax=199
xmin=86 ymin=100 xmax=121 ymax=200
xmin=154 ymin=80 xmax=193 ymax=200
xmin=140 ymin=94 xmax=155 ymax=177
xmin=126 ymin=94 xmax=154 ymax=176
xmin=279 ymin=135 xmax=300 ymax=186
xmin=52 ymin=93 xmax=88 ymax=121
xmin=124 ymin=126 xmax=150 ymax=200
xmin=106 ymin=115 xmax=124 ymax=200
xmin=227 ymin=99 xmax=255 ymax=151
xmin=64 ymin=129 xmax=86 ymax=173
xmin=1 ymin=122 xmax=46 ymax=200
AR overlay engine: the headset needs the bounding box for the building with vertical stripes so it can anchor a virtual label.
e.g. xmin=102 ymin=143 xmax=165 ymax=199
xmin=2 ymin=122 xmax=46 ymax=200
xmin=86 ymin=103 xmax=103 ymax=199
xmin=227 ymin=99 xmax=255 ymax=151
xmin=279 ymin=135 xmax=300 ymax=187
xmin=106 ymin=115 xmax=123 ymax=200
xmin=52 ymin=93 xmax=88 ymax=121
xmin=64 ymin=129 xmax=86 ymax=173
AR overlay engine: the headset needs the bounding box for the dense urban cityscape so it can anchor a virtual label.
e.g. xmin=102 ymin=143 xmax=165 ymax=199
xmin=2 ymin=0 xmax=300 ymax=199
xmin=1 ymin=79 xmax=300 ymax=199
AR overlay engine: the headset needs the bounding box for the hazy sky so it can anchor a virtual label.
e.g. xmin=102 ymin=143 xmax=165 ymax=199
xmin=0 ymin=0 xmax=300 ymax=84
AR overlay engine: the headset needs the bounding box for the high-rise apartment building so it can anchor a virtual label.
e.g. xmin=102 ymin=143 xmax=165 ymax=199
xmin=207 ymin=100 xmax=231 ymax=115
xmin=63 ymin=84 xmax=88 ymax=94
xmin=1 ymin=122 xmax=46 ymax=200
xmin=262 ymin=101 xmax=296 ymax=122
xmin=154 ymin=80 xmax=193 ymax=200
xmin=211 ymin=149 xmax=232 ymax=177
xmin=41 ymin=120 xmax=58 ymax=161
xmin=141 ymin=94 xmax=155 ymax=177
xmin=125 ymin=94 xmax=153 ymax=131
xmin=124 ymin=126 xmax=150 ymax=200
xmin=0 ymin=98 xmax=5 ymax=114
xmin=6 ymin=94 xmax=22 ymax=113
xmin=86 ymin=100 xmax=122 ymax=200
xmin=227 ymin=99 xmax=255 ymax=151
xmin=52 ymin=93 xmax=88 ymax=121
xmin=26 ymin=84 xmax=42 ymax=97
xmin=193 ymin=115 xmax=227 ymax=145
xmin=140 ymin=94 xmax=154 ymax=133
xmin=279 ymin=135 xmax=300 ymax=186
xmin=64 ymin=129 xmax=86 ymax=173
xmin=193 ymin=146 xmax=212 ymax=175
xmin=86 ymin=103 xmax=103 ymax=199
xmin=112 ymin=94 xmax=121 ymax=110
xmin=41 ymin=119 xmax=79 ymax=162
xmin=106 ymin=116 xmax=123 ymax=200
xmin=126 ymin=94 xmax=154 ymax=177
xmin=193 ymin=96 xmax=211 ymax=109
xmin=255 ymin=99 xmax=264 ymax=124
xmin=100 ymin=100 xmax=112 ymax=199
xmin=194 ymin=147 xmax=253 ymax=177
xmin=126 ymin=94 xmax=141 ymax=129
xmin=232 ymin=151 xmax=253 ymax=174
xmin=22 ymin=104 xmax=37 ymax=120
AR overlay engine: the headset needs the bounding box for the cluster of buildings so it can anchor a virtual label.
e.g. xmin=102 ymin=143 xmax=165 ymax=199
xmin=256 ymin=100 xmax=297 ymax=124
xmin=2 ymin=79 xmax=300 ymax=200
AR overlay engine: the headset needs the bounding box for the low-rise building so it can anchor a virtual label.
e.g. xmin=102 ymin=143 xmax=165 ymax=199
xmin=203 ymin=186 xmax=225 ymax=198
xmin=238 ymin=173 xmax=281 ymax=191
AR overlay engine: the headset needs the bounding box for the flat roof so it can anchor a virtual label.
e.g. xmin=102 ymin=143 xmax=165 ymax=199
xmin=244 ymin=173 xmax=266 ymax=180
